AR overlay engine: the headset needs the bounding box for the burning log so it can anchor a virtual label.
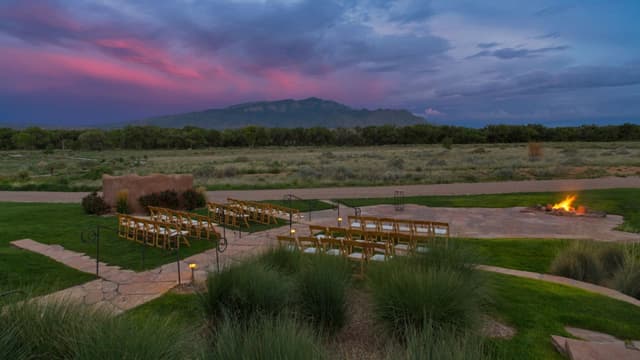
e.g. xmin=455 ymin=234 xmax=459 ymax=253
xmin=524 ymin=195 xmax=606 ymax=218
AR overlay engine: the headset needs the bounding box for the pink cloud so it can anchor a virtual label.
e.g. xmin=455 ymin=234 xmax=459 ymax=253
xmin=425 ymin=107 xmax=444 ymax=116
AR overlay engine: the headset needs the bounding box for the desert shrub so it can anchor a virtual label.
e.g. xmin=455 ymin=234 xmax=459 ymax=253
xmin=181 ymin=188 xmax=206 ymax=210
xmin=116 ymin=189 xmax=130 ymax=214
xmin=596 ymin=245 xmax=625 ymax=278
xmin=297 ymin=165 xmax=321 ymax=180
xmin=234 ymin=156 xmax=250 ymax=162
xmin=369 ymin=259 xmax=484 ymax=337
xmin=258 ymin=246 xmax=304 ymax=275
xmin=222 ymin=165 xmax=238 ymax=178
xmin=207 ymin=315 xmax=326 ymax=360
xmin=441 ymin=137 xmax=453 ymax=150
xmin=470 ymin=147 xmax=486 ymax=154
xmin=81 ymin=191 xmax=110 ymax=215
xmin=193 ymin=164 xmax=216 ymax=178
xmin=296 ymin=255 xmax=350 ymax=332
xmin=389 ymin=322 xmax=497 ymax=360
xmin=427 ymin=158 xmax=447 ymax=166
xmin=202 ymin=261 xmax=293 ymax=323
xmin=549 ymin=244 xmax=603 ymax=283
xmin=528 ymin=142 xmax=543 ymax=161
xmin=139 ymin=190 xmax=180 ymax=211
xmin=17 ymin=171 xmax=29 ymax=181
xmin=83 ymin=165 xmax=113 ymax=180
xmin=387 ymin=157 xmax=405 ymax=170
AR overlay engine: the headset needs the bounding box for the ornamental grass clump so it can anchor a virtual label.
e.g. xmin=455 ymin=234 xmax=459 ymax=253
xmin=612 ymin=244 xmax=640 ymax=299
xmin=369 ymin=248 xmax=486 ymax=337
xmin=0 ymin=300 xmax=195 ymax=360
xmin=549 ymin=243 xmax=603 ymax=284
xmin=206 ymin=315 xmax=327 ymax=360
xmin=296 ymin=254 xmax=350 ymax=332
xmin=202 ymin=261 xmax=293 ymax=323
xmin=258 ymin=245 xmax=305 ymax=275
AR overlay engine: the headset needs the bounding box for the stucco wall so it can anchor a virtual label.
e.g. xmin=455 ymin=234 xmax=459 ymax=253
xmin=102 ymin=174 xmax=194 ymax=214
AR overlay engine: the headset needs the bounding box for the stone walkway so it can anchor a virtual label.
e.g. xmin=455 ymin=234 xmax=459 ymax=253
xmin=10 ymin=225 xmax=283 ymax=314
xmin=1 ymin=176 xmax=639 ymax=203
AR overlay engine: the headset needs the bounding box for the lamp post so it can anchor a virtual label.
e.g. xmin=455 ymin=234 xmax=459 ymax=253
xmin=189 ymin=263 xmax=197 ymax=284
xmin=290 ymin=228 xmax=296 ymax=238
xmin=338 ymin=217 xmax=343 ymax=227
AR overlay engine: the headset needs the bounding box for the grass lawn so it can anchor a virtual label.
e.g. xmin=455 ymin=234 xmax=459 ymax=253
xmin=123 ymin=292 xmax=203 ymax=327
xmin=458 ymin=238 xmax=572 ymax=273
xmin=0 ymin=203 xmax=216 ymax=275
xmin=487 ymin=272 xmax=640 ymax=359
xmin=337 ymin=188 xmax=640 ymax=233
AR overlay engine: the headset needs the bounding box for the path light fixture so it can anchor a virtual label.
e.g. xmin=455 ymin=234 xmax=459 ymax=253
xmin=338 ymin=217 xmax=343 ymax=226
xmin=290 ymin=228 xmax=296 ymax=236
xmin=189 ymin=263 xmax=197 ymax=284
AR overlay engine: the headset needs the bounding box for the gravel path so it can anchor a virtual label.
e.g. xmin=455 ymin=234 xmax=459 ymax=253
xmin=1 ymin=176 xmax=639 ymax=203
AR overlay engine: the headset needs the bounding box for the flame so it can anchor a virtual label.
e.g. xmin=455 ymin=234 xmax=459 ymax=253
xmin=552 ymin=195 xmax=576 ymax=212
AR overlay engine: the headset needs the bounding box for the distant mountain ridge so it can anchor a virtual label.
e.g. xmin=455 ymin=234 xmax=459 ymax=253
xmin=135 ymin=97 xmax=425 ymax=129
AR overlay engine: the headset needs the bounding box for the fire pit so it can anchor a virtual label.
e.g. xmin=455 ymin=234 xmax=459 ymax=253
xmin=523 ymin=195 xmax=606 ymax=218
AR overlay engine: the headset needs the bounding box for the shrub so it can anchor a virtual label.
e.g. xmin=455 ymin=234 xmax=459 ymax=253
xmin=0 ymin=300 xmax=195 ymax=360
xmin=549 ymin=244 xmax=602 ymax=283
xmin=612 ymin=245 xmax=640 ymax=299
xmin=597 ymin=245 xmax=625 ymax=278
xmin=258 ymin=246 xmax=304 ymax=275
xmin=369 ymin=259 xmax=484 ymax=337
xmin=202 ymin=261 xmax=293 ymax=322
xmin=116 ymin=189 xmax=130 ymax=214
xmin=296 ymin=255 xmax=350 ymax=332
xmin=138 ymin=189 xmax=180 ymax=211
xmin=528 ymin=142 xmax=543 ymax=161
xmin=181 ymin=188 xmax=206 ymax=210
xmin=207 ymin=315 xmax=326 ymax=360
xmin=392 ymin=322 xmax=498 ymax=360
xmin=81 ymin=191 xmax=110 ymax=215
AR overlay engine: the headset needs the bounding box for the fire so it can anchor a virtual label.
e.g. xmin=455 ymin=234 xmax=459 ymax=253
xmin=552 ymin=195 xmax=576 ymax=212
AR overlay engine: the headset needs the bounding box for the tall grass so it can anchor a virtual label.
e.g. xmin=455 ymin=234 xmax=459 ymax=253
xmin=258 ymin=246 xmax=305 ymax=274
xmin=389 ymin=322 xmax=499 ymax=360
xmin=612 ymin=244 xmax=640 ymax=299
xmin=201 ymin=261 xmax=293 ymax=322
xmin=296 ymin=255 xmax=350 ymax=332
xmin=0 ymin=300 xmax=196 ymax=359
xmin=369 ymin=244 xmax=487 ymax=337
xmin=206 ymin=315 xmax=327 ymax=360
xmin=549 ymin=242 xmax=604 ymax=283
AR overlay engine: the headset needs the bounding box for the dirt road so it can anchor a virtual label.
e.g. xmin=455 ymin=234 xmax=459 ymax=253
xmin=1 ymin=176 xmax=638 ymax=203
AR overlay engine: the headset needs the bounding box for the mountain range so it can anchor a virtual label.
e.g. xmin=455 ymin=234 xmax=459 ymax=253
xmin=133 ymin=97 xmax=425 ymax=129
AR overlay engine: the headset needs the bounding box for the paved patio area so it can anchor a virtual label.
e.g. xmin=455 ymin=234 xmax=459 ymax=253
xmin=305 ymin=204 xmax=640 ymax=242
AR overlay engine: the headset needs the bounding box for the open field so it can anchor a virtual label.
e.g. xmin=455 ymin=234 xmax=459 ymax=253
xmin=1 ymin=142 xmax=640 ymax=191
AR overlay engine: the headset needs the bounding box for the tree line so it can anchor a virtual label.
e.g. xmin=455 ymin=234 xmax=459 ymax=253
xmin=0 ymin=123 xmax=639 ymax=150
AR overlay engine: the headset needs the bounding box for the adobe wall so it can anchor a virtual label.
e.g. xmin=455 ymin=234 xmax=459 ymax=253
xmin=102 ymin=174 xmax=194 ymax=214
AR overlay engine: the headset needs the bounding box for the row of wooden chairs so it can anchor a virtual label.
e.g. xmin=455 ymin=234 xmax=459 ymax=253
xmin=207 ymin=202 xmax=250 ymax=228
xmin=148 ymin=206 xmax=220 ymax=241
xmin=228 ymin=198 xmax=302 ymax=224
xmin=347 ymin=216 xmax=450 ymax=238
xmin=118 ymin=214 xmax=190 ymax=249
xmin=276 ymin=235 xmax=391 ymax=276
xmin=308 ymin=225 xmax=442 ymax=255
xmin=227 ymin=198 xmax=278 ymax=225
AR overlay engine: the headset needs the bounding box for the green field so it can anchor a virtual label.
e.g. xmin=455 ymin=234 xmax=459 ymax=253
xmin=2 ymin=142 xmax=639 ymax=191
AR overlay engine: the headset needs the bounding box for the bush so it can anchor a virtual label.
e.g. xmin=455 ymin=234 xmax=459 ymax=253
xmin=597 ymin=245 xmax=625 ymax=278
xmin=296 ymin=255 xmax=350 ymax=332
xmin=0 ymin=300 xmax=195 ymax=360
xmin=207 ymin=315 xmax=326 ymax=360
xmin=202 ymin=261 xmax=293 ymax=322
xmin=81 ymin=191 xmax=110 ymax=215
xmin=549 ymin=244 xmax=603 ymax=283
xmin=116 ymin=189 xmax=130 ymax=214
xmin=258 ymin=246 xmax=304 ymax=275
xmin=138 ymin=189 xmax=180 ymax=211
xmin=390 ymin=322 xmax=498 ymax=360
xmin=612 ymin=245 xmax=640 ymax=299
xmin=528 ymin=142 xmax=543 ymax=161
xmin=369 ymin=258 xmax=484 ymax=337
xmin=181 ymin=188 xmax=206 ymax=210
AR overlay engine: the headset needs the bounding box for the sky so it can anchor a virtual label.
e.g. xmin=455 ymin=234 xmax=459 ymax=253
xmin=1 ymin=0 xmax=640 ymax=127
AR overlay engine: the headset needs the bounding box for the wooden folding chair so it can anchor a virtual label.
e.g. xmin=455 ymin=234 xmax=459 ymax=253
xmin=393 ymin=232 xmax=413 ymax=254
xmin=347 ymin=216 xmax=363 ymax=230
xmin=413 ymin=220 xmax=433 ymax=238
xmin=326 ymin=226 xmax=347 ymax=240
xmin=309 ymin=225 xmax=328 ymax=239
xmin=432 ymin=221 xmax=450 ymax=247
xmin=318 ymin=236 xmax=343 ymax=256
xmin=378 ymin=218 xmax=397 ymax=233
xmin=395 ymin=219 xmax=414 ymax=235
xmin=298 ymin=236 xmax=321 ymax=255
xmin=276 ymin=235 xmax=298 ymax=252
xmin=362 ymin=217 xmax=380 ymax=232
xmin=411 ymin=234 xmax=432 ymax=255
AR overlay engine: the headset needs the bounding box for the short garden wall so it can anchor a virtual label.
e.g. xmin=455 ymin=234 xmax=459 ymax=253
xmin=103 ymin=174 xmax=193 ymax=214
